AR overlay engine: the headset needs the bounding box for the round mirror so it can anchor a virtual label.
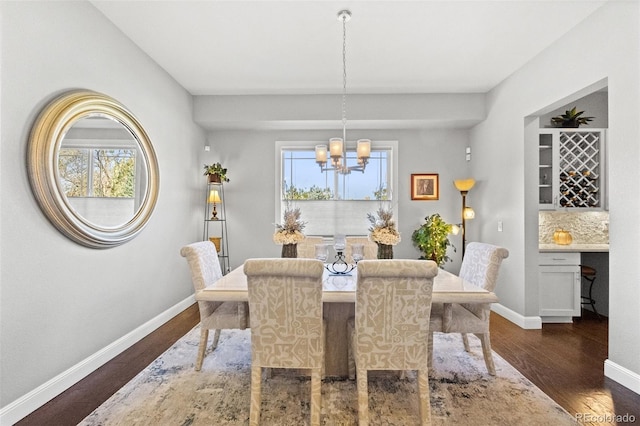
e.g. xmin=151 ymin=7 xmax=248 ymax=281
xmin=28 ymin=90 xmax=159 ymax=248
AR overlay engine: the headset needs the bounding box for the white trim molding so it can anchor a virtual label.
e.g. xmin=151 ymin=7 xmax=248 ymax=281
xmin=491 ymin=303 xmax=542 ymax=329
xmin=604 ymin=360 xmax=640 ymax=395
xmin=0 ymin=295 xmax=195 ymax=425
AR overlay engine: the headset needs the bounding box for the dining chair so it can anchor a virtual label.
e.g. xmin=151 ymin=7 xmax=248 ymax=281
xmin=429 ymin=242 xmax=509 ymax=376
xmin=244 ymin=258 xmax=325 ymax=426
xmin=296 ymin=236 xmax=325 ymax=259
xmin=345 ymin=236 xmax=377 ymax=263
xmin=180 ymin=241 xmax=249 ymax=371
xmin=347 ymin=259 xmax=438 ymax=425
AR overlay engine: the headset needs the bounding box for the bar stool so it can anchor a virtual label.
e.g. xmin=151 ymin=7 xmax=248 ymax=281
xmin=580 ymin=264 xmax=601 ymax=320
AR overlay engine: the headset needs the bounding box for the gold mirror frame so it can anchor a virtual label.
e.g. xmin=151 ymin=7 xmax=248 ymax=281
xmin=28 ymin=90 xmax=160 ymax=248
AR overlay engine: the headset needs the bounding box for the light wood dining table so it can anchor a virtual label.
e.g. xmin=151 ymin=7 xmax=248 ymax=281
xmin=196 ymin=263 xmax=498 ymax=377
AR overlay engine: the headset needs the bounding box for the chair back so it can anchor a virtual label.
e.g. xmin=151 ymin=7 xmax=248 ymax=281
xmin=459 ymin=242 xmax=509 ymax=292
xmin=345 ymin=237 xmax=378 ymax=263
xmin=297 ymin=236 xmax=325 ymax=259
xmin=180 ymin=241 xmax=223 ymax=292
xmin=355 ymin=259 xmax=438 ymax=370
xmin=244 ymin=258 xmax=324 ymax=369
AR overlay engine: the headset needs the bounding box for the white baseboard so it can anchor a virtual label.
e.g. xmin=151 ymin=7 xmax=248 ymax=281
xmin=604 ymin=359 xmax=640 ymax=395
xmin=491 ymin=303 xmax=542 ymax=329
xmin=0 ymin=295 xmax=195 ymax=426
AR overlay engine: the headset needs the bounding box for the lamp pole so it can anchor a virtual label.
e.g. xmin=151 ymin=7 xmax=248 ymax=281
xmin=460 ymin=190 xmax=468 ymax=259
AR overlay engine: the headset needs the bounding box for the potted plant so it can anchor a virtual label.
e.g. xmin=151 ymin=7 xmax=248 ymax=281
xmin=203 ymin=162 xmax=230 ymax=183
xmin=273 ymin=202 xmax=306 ymax=258
xmin=411 ymin=213 xmax=456 ymax=267
xmin=551 ymin=106 xmax=594 ymax=128
xmin=367 ymin=206 xmax=400 ymax=259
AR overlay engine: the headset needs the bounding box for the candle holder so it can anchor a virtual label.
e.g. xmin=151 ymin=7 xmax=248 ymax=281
xmin=325 ymin=249 xmax=356 ymax=275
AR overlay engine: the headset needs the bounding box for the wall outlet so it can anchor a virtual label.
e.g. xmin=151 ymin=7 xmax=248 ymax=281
xmin=498 ymin=221 xmax=503 ymax=232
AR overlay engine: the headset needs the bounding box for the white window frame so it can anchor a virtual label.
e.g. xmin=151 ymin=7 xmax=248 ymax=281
xmin=275 ymin=140 xmax=398 ymax=237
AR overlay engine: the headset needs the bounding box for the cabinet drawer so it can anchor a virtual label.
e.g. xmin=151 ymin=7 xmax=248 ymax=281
xmin=539 ymin=252 xmax=580 ymax=265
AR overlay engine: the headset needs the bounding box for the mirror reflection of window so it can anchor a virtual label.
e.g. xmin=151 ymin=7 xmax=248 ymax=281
xmin=57 ymin=115 xmax=144 ymax=227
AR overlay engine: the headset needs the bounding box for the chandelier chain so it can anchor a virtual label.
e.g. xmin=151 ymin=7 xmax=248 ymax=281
xmin=342 ymin=13 xmax=347 ymax=132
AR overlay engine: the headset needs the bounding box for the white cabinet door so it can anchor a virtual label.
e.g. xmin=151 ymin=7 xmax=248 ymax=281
xmin=539 ymin=265 xmax=581 ymax=320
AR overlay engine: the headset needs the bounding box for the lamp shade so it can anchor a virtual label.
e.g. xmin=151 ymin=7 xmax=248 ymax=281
xmin=454 ymin=178 xmax=476 ymax=192
xmin=329 ymin=138 xmax=343 ymax=159
xmin=463 ymin=206 xmax=475 ymax=219
xmin=315 ymin=145 xmax=328 ymax=163
xmin=357 ymin=139 xmax=371 ymax=159
xmin=208 ymin=190 xmax=221 ymax=204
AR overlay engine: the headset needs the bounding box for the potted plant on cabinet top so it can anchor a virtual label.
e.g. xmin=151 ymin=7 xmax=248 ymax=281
xmin=203 ymin=162 xmax=230 ymax=183
xmin=551 ymin=106 xmax=594 ymax=128
xmin=411 ymin=213 xmax=456 ymax=267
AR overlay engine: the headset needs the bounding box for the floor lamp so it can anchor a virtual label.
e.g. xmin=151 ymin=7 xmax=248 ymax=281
xmin=454 ymin=179 xmax=475 ymax=258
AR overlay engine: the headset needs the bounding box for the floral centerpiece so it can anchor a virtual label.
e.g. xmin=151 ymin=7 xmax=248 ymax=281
xmin=273 ymin=203 xmax=306 ymax=258
xmin=367 ymin=206 xmax=400 ymax=259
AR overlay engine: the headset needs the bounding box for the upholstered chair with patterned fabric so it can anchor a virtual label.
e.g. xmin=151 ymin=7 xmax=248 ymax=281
xmin=244 ymin=258 xmax=325 ymax=426
xmin=429 ymin=242 xmax=509 ymax=376
xmin=345 ymin=236 xmax=378 ymax=263
xmin=180 ymin=241 xmax=249 ymax=371
xmin=296 ymin=236 xmax=325 ymax=259
xmin=347 ymin=259 xmax=438 ymax=426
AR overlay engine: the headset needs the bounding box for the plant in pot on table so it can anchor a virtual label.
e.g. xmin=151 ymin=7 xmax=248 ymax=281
xmin=411 ymin=213 xmax=456 ymax=267
xmin=367 ymin=206 xmax=400 ymax=259
xmin=203 ymin=162 xmax=230 ymax=183
xmin=273 ymin=202 xmax=306 ymax=258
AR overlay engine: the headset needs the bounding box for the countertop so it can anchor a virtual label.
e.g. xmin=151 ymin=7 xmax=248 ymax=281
xmin=539 ymin=243 xmax=609 ymax=253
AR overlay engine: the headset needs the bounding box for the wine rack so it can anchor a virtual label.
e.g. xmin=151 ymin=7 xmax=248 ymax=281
xmin=538 ymin=129 xmax=605 ymax=210
xmin=558 ymin=132 xmax=601 ymax=208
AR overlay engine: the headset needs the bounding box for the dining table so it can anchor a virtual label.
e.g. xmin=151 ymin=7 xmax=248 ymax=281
xmin=196 ymin=263 xmax=498 ymax=377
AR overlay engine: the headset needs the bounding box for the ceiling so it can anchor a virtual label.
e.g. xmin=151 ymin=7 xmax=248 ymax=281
xmin=91 ymin=1 xmax=606 ymax=97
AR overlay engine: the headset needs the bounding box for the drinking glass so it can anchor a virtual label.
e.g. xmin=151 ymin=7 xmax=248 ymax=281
xmin=314 ymin=244 xmax=328 ymax=262
xmin=351 ymin=243 xmax=364 ymax=263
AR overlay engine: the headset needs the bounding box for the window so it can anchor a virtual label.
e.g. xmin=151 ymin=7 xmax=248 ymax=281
xmin=276 ymin=141 xmax=398 ymax=236
xmin=58 ymin=148 xmax=137 ymax=198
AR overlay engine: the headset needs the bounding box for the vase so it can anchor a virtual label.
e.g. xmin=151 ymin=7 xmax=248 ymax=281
xmin=281 ymin=243 xmax=298 ymax=258
xmin=377 ymin=243 xmax=393 ymax=259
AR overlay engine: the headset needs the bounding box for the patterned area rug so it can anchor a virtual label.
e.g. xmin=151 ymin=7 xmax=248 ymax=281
xmin=81 ymin=327 xmax=578 ymax=425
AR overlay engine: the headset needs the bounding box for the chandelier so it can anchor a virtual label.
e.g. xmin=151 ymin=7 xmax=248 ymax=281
xmin=315 ymin=10 xmax=370 ymax=175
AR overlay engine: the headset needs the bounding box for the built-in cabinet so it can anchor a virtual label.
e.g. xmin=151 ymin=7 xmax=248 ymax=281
xmin=539 ymin=252 xmax=581 ymax=322
xmin=203 ymin=182 xmax=230 ymax=274
xmin=538 ymin=129 xmax=606 ymax=210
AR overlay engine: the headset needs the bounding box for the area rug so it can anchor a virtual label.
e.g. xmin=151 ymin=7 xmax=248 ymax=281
xmin=80 ymin=327 xmax=578 ymax=425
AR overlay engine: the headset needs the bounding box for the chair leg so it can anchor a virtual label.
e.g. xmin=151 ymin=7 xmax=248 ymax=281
xmin=477 ymin=333 xmax=496 ymax=376
xmin=347 ymin=324 xmax=356 ymax=380
xmin=249 ymin=365 xmax=262 ymax=426
xmin=417 ymin=369 xmax=432 ymax=425
xmin=356 ymin=366 xmax=369 ymax=426
xmin=310 ymin=367 xmax=322 ymax=426
xmin=427 ymin=332 xmax=434 ymax=371
xmin=461 ymin=333 xmax=471 ymax=352
xmin=196 ymin=328 xmax=209 ymax=371
xmin=211 ymin=329 xmax=221 ymax=350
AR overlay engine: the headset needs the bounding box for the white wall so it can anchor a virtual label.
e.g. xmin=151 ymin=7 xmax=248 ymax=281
xmin=204 ymin=127 xmax=470 ymax=273
xmin=0 ymin=0 xmax=204 ymax=415
xmin=469 ymin=1 xmax=639 ymax=391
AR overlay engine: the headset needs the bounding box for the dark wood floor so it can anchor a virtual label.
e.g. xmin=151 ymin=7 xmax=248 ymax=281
xmin=17 ymin=306 xmax=639 ymax=426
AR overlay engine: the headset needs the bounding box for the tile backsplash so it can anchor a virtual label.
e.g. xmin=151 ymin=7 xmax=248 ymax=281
xmin=539 ymin=211 xmax=609 ymax=244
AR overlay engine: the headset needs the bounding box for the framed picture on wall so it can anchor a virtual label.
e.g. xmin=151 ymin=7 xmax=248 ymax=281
xmin=411 ymin=173 xmax=439 ymax=200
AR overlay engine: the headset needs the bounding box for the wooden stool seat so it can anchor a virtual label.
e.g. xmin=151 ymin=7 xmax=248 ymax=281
xmin=581 ymin=265 xmax=596 ymax=277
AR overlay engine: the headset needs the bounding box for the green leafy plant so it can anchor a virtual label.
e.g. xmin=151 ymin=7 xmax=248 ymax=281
xmin=411 ymin=213 xmax=455 ymax=267
xmin=551 ymin=107 xmax=594 ymax=128
xmin=203 ymin=162 xmax=229 ymax=182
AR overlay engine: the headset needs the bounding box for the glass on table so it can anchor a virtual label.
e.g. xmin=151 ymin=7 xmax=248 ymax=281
xmin=314 ymin=244 xmax=328 ymax=262
xmin=351 ymin=243 xmax=364 ymax=263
